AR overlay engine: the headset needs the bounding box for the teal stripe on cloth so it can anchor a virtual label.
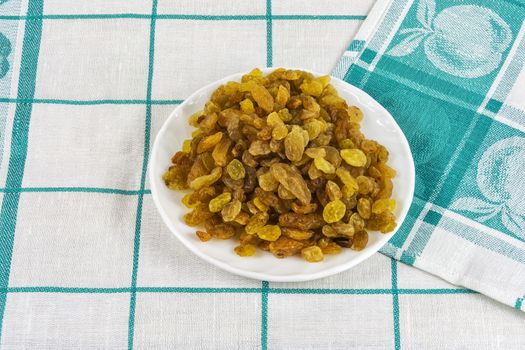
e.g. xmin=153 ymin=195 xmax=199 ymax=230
xmin=348 ymin=39 xmax=365 ymax=52
xmin=515 ymin=295 xmax=524 ymax=310
xmin=0 ymin=0 xmax=44 ymax=341
xmin=266 ymin=0 xmax=272 ymax=67
xmin=0 ymin=187 xmax=147 ymax=195
xmin=391 ymin=259 xmax=401 ymax=350
xmin=0 ymin=14 xmax=367 ymax=21
xmin=127 ymin=1 xmax=158 ymax=349
xmin=0 ymin=98 xmax=184 ymax=105
xmin=0 ymin=286 xmax=476 ymax=295
xmin=261 ymin=281 xmax=269 ymax=350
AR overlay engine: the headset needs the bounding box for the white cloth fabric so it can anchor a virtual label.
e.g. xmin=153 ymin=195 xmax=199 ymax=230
xmin=0 ymin=0 xmax=523 ymax=349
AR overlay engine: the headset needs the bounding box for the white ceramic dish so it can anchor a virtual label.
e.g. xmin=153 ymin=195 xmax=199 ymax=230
xmin=149 ymin=68 xmax=415 ymax=282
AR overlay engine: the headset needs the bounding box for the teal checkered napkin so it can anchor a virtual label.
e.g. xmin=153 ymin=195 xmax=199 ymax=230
xmin=333 ymin=0 xmax=525 ymax=311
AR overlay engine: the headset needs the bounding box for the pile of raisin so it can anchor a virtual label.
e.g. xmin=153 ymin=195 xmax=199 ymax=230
xmin=163 ymin=68 xmax=397 ymax=262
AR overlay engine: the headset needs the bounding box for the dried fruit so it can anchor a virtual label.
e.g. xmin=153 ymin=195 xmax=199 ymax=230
xmin=208 ymin=223 xmax=236 ymax=239
xmin=164 ymin=68 xmax=397 ymax=261
xmin=196 ymin=230 xmax=212 ymax=242
xmin=371 ymin=198 xmax=396 ymax=214
xmin=325 ymin=181 xmax=342 ymax=201
xmin=256 ymin=225 xmax=282 ymax=241
xmin=281 ymin=227 xmax=314 ymax=241
xmin=331 ymin=221 xmax=355 ymax=237
xmin=341 ymin=148 xmax=367 ymax=167
xmin=305 ymin=147 xmax=326 ymax=159
xmin=275 ymin=85 xmax=290 ymax=106
xmin=182 ymin=139 xmax=192 ymax=153
xmin=269 ymin=236 xmax=303 ymax=258
xmin=189 ymin=167 xmax=222 ymax=190
xmin=301 ymin=246 xmax=324 ymax=262
xmin=258 ymin=171 xmax=280 ymax=192
xmin=332 ymin=236 xmax=352 ymax=248
xmin=212 ymin=137 xmax=232 ymax=166
xmin=356 ymin=176 xmax=374 ymax=195
xmin=248 ymin=140 xmax=271 ymax=156
xmin=251 ymin=84 xmax=274 ymax=113
xmin=234 ymin=244 xmax=257 ymax=257
xmin=351 ymin=230 xmax=368 ymax=251
xmin=291 ymin=201 xmax=318 ymax=214
xmin=322 ymin=200 xmax=346 ymax=223
xmin=253 ymin=197 xmax=269 ymax=212
xmin=270 ymin=163 xmax=311 ymax=204
xmin=322 ymin=225 xmax=337 ymax=237
xmin=349 ymin=213 xmax=365 ymax=231
xmin=234 ymin=211 xmax=250 ymax=225
xmin=221 ymin=199 xmax=242 ymax=222
xmin=197 ymin=132 xmax=223 ymax=154
xmin=209 ymin=192 xmax=232 ymax=213
xmin=320 ymin=241 xmax=342 ymax=255
xmin=300 ymin=79 xmax=324 ymax=97
xmin=284 ymin=127 xmax=305 ymax=162
xmin=303 ymin=120 xmax=322 ymax=140
xmin=277 ymin=184 xmax=296 ymax=200
xmin=240 ymin=99 xmax=255 ymax=114
xmin=339 ymin=139 xmax=354 ymax=149
xmin=272 ymin=124 xmax=289 ymax=140
xmin=279 ymin=213 xmax=324 ymax=230
xmin=357 ymin=197 xmax=372 ymax=219
xmin=245 ymin=212 xmax=269 ymax=234
xmin=314 ymin=157 xmax=335 ymax=174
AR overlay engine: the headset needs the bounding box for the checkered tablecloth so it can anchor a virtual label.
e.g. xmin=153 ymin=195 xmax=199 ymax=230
xmin=0 ymin=1 xmax=524 ymax=349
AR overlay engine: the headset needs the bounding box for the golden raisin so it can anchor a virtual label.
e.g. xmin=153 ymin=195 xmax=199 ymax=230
xmin=240 ymin=99 xmax=255 ymax=114
xmin=227 ymin=159 xmax=246 ymax=180
xmin=340 ymin=148 xmax=367 ymax=167
xmin=281 ymin=227 xmax=314 ymax=241
xmin=275 ymin=85 xmax=290 ymax=106
xmin=284 ymin=127 xmax=305 ymax=162
xmin=322 ymin=200 xmax=346 ymax=223
xmin=349 ymin=213 xmax=365 ymax=231
xmin=325 ymin=181 xmax=342 ymax=201
xmin=301 ymin=246 xmax=324 ymax=262
xmin=320 ymin=241 xmax=342 ymax=255
xmin=189 ymin=167 xmax=222 ymax=190
xmin=270 ymin=163 xmax=312 ymax=205
xmin=256 ymin=225 xmax=282 ymax=241
xmin=209 ymin=192 xmax=232 ymax=213
xmin=351 ymin=230 xmax=368 ymax=251
xmin=251 ymin=84 xmax=274 ymax=113
xmin=277 ymin=184 xmax=296 ymax=200
xmin=234 ymin=211 xmax=250 ymax=225
xmin=300 ymin=79 xmax=324 ymax=97
xmin=357 ymin=197 xmax=372 ymax=219
xmin=246 ymin=212 xmax=269 ymax=234
xmin=208 ymin=224 xmax=236 ymax=239
xmin=234 ymin=244 xmax=257 ymax=257
xmin=221 ymin=199 xmax=242 ymax=222
xmin=314 ymin=157 xmax=335 ymax=174
xmin=372 ymin=198 xmax=396 ymax=214
xmin=212 ymin=137 xmax=232 ymax=166
xmin=272 ymin=124 xmax=289 ymax=140
xmin=339 ymin=139 xmax=354 ymax=149
xmin=197 ymin=132 xmax=223 ymax=154
xmin=269 ymin=236 xmax=303 ymax=258
xmin=196 ymin=230 xmax=212 ymax=242
xmin=258 ymin=171 xmax=279 ymax=192
xmin=305 ymin=147 xmax=326 ymax=159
